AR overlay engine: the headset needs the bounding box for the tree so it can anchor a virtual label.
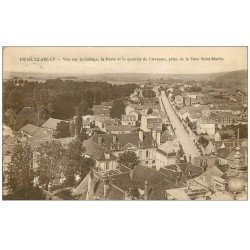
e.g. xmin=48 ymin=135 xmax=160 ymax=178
xmin=33 ymin=89 xmax=52 ymax=126
xmin=7 ymin=143 xmax=45 ymax=200
xmin=74 ymin=115 xmax=82 ymax=136
xmin=35 ymin=141 xmax=66 ymax=190
xmin=55 ymin=121 xmax=71 ymax=138
xmin=110 ymin=99 xmax=125 ymax=119
xmin=7 ymin=89 xmax=23 ymax=130
xmin=63 ymin=139 xmax=96 ymax=186
xmin=147 ymin=108 xmax=153 ymax=115
xmin=143 ymin=89 xmax=156 ymax=98
xmin=75 ymin=100 xmax=89 ymax=116
xmin=61 ymin=139 xmax=85 ymax=186
xmin=198 ymin=136 xmax=209 ymax=147
xmin=118 ymin=151 xmax=140 ymax=169
xmin=78 ymin=128 xmax=88 ymax=142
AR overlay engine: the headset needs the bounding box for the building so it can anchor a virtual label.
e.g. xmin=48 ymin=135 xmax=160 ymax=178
xmin=125 ymin=104 xmax=159 ymax=116
xmin=197 ymin=117 xmax=216 ymax=136
xmin=122 ymin=115 xmax=137 ymax=126
xmin=210 ymin=111 xmax=236 ymax=125
xmin=42 ymin=118 xmax=68 ymax=133
xmin=73 ymin=164 xmax=177 ymax=200
xmin=92 ymin=105 xmax=111 ymax=117
xmin=174 ymin=95 xmax=184 ymax=107
xmin=106 ymin=125 xmax=133 ymax=134
xmin=19 ymin=123 xmax=53 ymax=141
xmin=140 ymin=115 xmax=162 ymax=132
xmin=155 ymin=140 xmax=179 ymax=170
xmin=82 ymin=130 xmax=169 ymax=169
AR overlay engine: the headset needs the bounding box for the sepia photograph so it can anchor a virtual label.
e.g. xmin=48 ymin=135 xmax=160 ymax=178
xmin=2 ymin=46 xmax=248 ymax=201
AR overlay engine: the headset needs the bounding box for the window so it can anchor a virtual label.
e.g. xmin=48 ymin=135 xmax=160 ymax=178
xmin=105 ymin=162 xmax=110 ymax=171
xmin=146 ymin=150 xmax=150 ymax=158
xmin=146 ymin=161 xmax=148 ymax=165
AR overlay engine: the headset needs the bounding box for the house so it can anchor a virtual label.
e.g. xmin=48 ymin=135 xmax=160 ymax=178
xmin=151 ymin=111 xmax=169 ymax=124
xmin=121 ymin=115 xmax=137 ymax=126
xmin=73 ymin=164 xmax=177 ymax=200
xmin=96 ymin=118 xmax=120 ymax=132
xmin=101 ymin=101 xmax=113 ymax=109
xmin=92 ymin=105 xmax=111 ymax=117
xmin=130 ymin=93 xmax=139 ymax=102
xmin=210 ymin=111 xmax=235 ymax=125
xmin=125 ymin=104 xmax=159 ymax=116
xmin=197 ymin=117 xmax=216 ymax=136
xmin=42 ymin=118 xmax=68 ymax=133
xmin=106 ymin=125 xmax=133 ymax=134
xmin=174 ymin=95 xmax=184 ymax=107
xmin=204 ymin=141 xmax=215 ymax=155
xmin=82 ymin=130 xmax=169 ymax=169
xmin=19 ymin=124 xmax=53 ymax=139
xmin=214 ymin=131 xmax=222 ymax=141
xmin=155 ymin=140 xmax=179 ymax=170
xmin=134 ymin=88 xmax=144 ymax=97
xmin=140 ymin=115 xmax=162 ymax=132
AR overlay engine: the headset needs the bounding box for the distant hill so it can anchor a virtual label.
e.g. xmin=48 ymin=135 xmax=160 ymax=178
xmin=3 ymin=69 xmax=247 ymax=85
xmin=214 ymin=69 xmax=248 ymax=92
xmin=214 ymin=69 xmax=247 ymax=82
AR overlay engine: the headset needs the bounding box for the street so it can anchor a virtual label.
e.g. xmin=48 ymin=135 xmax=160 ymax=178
xmin=160 ymin=91 xmax=201 ymax=162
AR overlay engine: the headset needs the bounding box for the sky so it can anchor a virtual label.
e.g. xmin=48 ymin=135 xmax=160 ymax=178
xmin=3 ymin=47 xmax=247 ymax=75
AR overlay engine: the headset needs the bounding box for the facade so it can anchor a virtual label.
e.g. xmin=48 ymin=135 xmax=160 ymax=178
xmin=174 ymin=95 xmax=184 ymax=107
xmin=155 ymin=140 xmax=179 ymax=170
xmin=141 ymin=115 xmax=162 ymax=132
xmin=197 ymin=118 xmax=216 ymax=136
xmin=121 ymin=115 xmax=137 ymax=126
xmin=106 ymin=125 xmax=133 ymax=134
xmin=82 ymin=130 xmax=169 ymax=170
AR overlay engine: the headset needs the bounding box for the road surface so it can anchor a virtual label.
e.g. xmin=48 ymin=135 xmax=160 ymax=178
xmin=160 ymin=91 xmax=200 ymax=162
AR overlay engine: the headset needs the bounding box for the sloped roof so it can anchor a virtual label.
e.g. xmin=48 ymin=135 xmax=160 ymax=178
xmin=106 ymin=125 xmax=132 ymax=132
xmin=83 ymin=132 xmax=163 ymax=153
xmin=73 ymin=172 xmax=124 ymax=200
xmin=42 ymin=118 xmax=67 ymax=130
xmin=82 ymin=138 xmax=117 ymax=161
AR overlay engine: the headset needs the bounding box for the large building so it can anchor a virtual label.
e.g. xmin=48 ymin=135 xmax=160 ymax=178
xmin=196 ymin=117 xmax=216 ymax=136
xmin=82 ymin=130 xmax=170 ymax=170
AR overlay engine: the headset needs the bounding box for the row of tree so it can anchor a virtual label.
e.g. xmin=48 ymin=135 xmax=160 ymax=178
xmin=3 ymin=79 xmax=137 ymax=121
xmin=6 ymin=139 xmax=95 ymax=199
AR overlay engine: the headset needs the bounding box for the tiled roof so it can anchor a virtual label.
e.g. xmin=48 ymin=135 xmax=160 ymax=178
xmin=83 ymin=132 xmax=164 ymax=152
xmin=42 ymin=118 xmax=67 ymax=130
xmin=82 ymin=138 xmax=117 ymax=161
xmin=73 ymin=171 xmax=124 ymax=200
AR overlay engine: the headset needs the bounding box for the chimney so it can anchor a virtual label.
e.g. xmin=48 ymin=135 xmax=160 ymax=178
xmin=104 ymin=152 xmax=110 ymax=159
xmin=103 ymin=178 xmax=109 ymax=197
xmin=130 ymin=170 xmax=134 ymax=180
xmin=152 ymin=130 xmax=157 ymax=141
xmin=156 ymin=131 xmax=161 ymax=145
xmin=112 ymin=134 xmax=117 ymax=144
xmin=98 ymin=135 xmax=102 ymax=145
xmin=144 ymin=181 xmax=149 ymax=200
xmin=139 ymin=130 xmax=144 ymax=142
xmin=202 ymin=175 xmax=206 ymax=183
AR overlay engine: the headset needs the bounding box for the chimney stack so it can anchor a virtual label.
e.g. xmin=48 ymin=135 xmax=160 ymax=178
xmin=98 ymin=135 xmax=102 ymax=145
xmin=113 ymin=134 xmax=117 ymax=144
xmin=152 ymin=130 xmax=157 ymax=141
xmin=156 ymin=131 xmax=161 ymax=145
xmin=139 ymin=130 xmax=144 ymax=142
xmin=103 ymin=178 xmax=109 ymax=197
xmin=144 ymin=181 xmax=149 ymax=200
